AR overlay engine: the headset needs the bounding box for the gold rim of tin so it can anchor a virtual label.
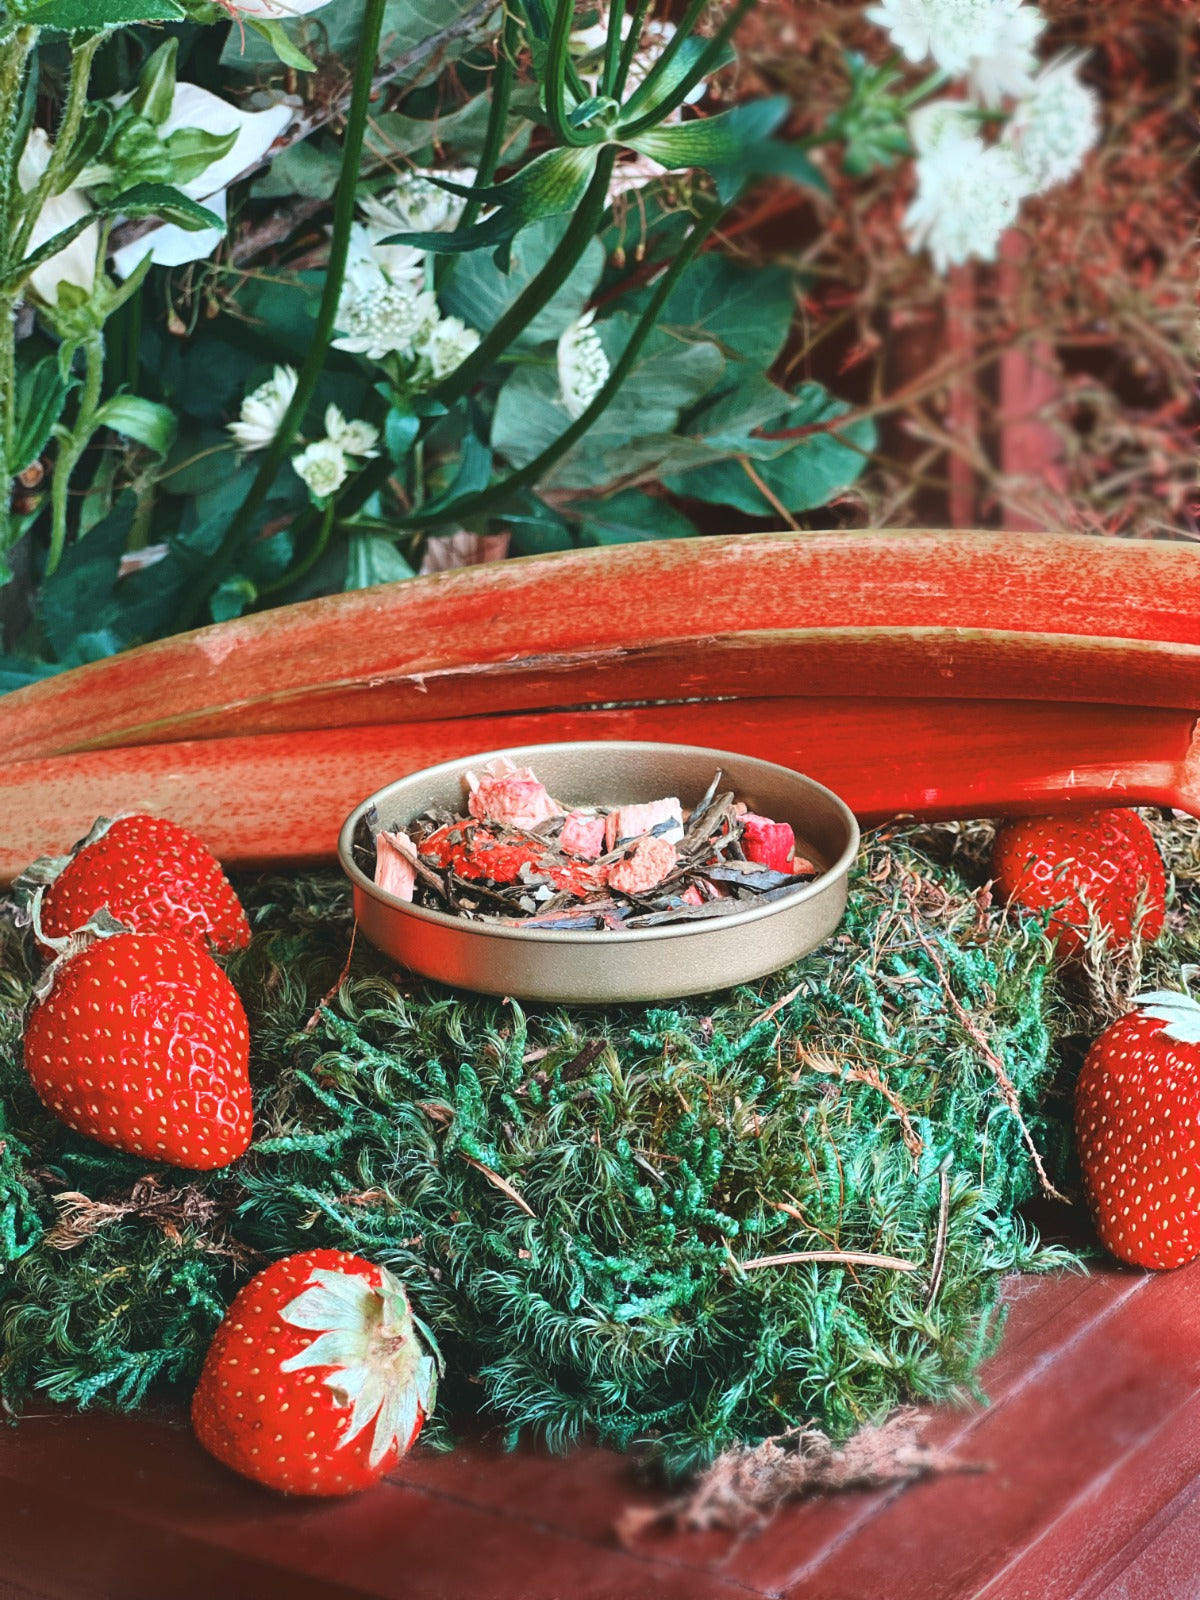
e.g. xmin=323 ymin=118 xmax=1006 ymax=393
xmin=337 ymin=741 xmax=860 ymax=945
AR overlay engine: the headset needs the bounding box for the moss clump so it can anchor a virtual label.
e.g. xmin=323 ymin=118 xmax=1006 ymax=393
xmin=0 ymin=825 xmax=1090 ymax=1473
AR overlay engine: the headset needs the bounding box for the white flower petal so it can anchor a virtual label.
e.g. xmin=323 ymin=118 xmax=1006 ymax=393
xmin=162 ymin=86 xmax=293 ymax=203
xmin=110 ymin=191 xmax=228 ymax=280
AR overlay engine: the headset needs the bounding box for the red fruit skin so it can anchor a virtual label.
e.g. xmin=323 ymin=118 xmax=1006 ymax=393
xmin=25 ymin=932 xmax=252 ymax=1169
xmin=991 ymin=808 xmax=1166 ymax=958
xmin=39 ymin=815 xmax=250 ymax=956
xmin=1076 ymin=1011 xmax=1200 ymax=1270
xmin=192 ymin=1250 xmax=424 ymax=1497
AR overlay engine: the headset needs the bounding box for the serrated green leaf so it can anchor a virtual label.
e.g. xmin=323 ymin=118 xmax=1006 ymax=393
xmin=570 ymin=489 xmax=696 ymax=546
xmin=22 ymin=0 xmax=183 ymax=27
xmin=11 ymin=356 xmax=73 ymax=476
xmin=630 ymin=255 xmax=795 ymax=370
xmin=109 ymin=183 xmax=225 ymax=233
xmin=95 ymin=395 xmax=177 ymax=458
xmin=442 ymin=215 xmax=604 ymax=348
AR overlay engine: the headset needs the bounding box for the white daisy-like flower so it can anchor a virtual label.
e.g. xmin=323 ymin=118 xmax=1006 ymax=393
xmin=1003 ymin=53 xmax=1101 ymax=192
xmin=359 ymin=170 xmax=476 ymax=239
xmin=292 ymin=437 xmax=350 ymax=499
xmin=418 ymin=315 xmax=482 ymax=381
xmin=904 ymin=133 xmax=1029 ymax=272
xmin=228 ymin=364 xmax=298 ymax=454
xmin=333 ymin=280 xmax=440 ymax=363
xmin=324 ymin=404 xmax=380 ymax=458
xmin=557 ymin=309 xmax=610 ymax=420
xmin=866 ymin=0 xmax=1042 ymax=106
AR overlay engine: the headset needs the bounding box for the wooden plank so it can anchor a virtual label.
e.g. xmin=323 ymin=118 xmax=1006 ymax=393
xmin=0 ymin=1409 xmax=763 ymax=1600
xmin=3 ymin=531 xmax=1200 ymax=760
xmin=777 ymin=1259 xmax=1200 ymax=1599
xmin=0 ymin=697 xmax=1194 ymax=884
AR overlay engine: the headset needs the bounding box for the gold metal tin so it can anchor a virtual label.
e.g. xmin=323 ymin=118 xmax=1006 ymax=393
xmin=338 ymin=742 xmax=860 ymax=1004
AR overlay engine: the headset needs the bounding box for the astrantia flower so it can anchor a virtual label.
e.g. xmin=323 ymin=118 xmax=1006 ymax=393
xmin=1003 ymin=53 xmax=1101 ymax=191
xmin=866 ymin=0 xmax=1042 ymax=106
xmin=292 ymin=438 xmax=349 ymax=499
xmin=228 ymin=365 xmax=298 ymax=454
xmin=418 ymin=316 xmax=481 ymax=381
xmin=904 ymin=134 xmax=1029 ymax=272
xmin=18 ymin=130 xmax=99 ymax=307
xmin=359 ymin=170 xmax=476 ymax=238
xmin=557 ymin=309 xmax=610 ymax=420
xmin=324 ymin=405 xmax=380 ymax=458
xmin=908 ymin=99 xmax=979 ymax=156
xmin=333 ymin=280 xmax=440 ymax=363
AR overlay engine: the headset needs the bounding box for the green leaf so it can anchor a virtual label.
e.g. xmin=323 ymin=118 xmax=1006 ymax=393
xmin=570 ymin=490 xmax=697 ymax=546
xmin=109 ymin=184 xmax=225 ymax=233
xmin=624 ymin=99 xmax=828 ymax=202
xmin=21 ymin=0 xmax=183 ymax=26
xmin=222 ymin=0 xmax=483 ymax=74
xmin=442 ymin=215 xmax=605 ymax=349
xmin=247 ymin=18 xmax=318 ymax=72
xmin=129 ymin=40 xmax=177 ymax=125
xmin=37 ymin=495 xmax=135 ymax=660
xmin=386 ymin=145 xmax=600 ymax=256
xmin=500 ymin=490 xmax=575 ymax=557
xmin=619 ymin=37 xmax=735 ymax=122
xmin=418 ymin=430 xmax=492 ymax=517
xmin=661 ymin=379 xmax=875 ymax=514
xmin=491 ymin=314 xmax=724 ymax=491
xmin=634 ymin=255 xmax=795 ymax=370
xmin=11 ymin=356 xmax=73 ymax=476
xmin=385 ymin=407 xmax=421 ymax=465
xmin=345 ymin=533 xmax=416 ymax=590
xmin=94 ymin=395 xmax=178 ymax=458
xmin=209 ymin=575 xmax=258 ymax=623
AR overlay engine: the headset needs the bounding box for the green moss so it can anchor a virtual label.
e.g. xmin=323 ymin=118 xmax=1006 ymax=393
xmin=0 ymin=824 xmax=1101 ymax=1473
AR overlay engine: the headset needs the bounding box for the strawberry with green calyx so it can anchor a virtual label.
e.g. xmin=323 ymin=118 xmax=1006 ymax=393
xmin=26 ymin=814 xmax=250 ymax=958
xmin=192 ymin=1249 xmax=441 ymax=1497
xmin=991 ymin=808 xmax=1166 ymax=959
xmin=1076 ymin=976 xmax=1200 ymax=1270
xmin=24 ymin=930 xmax=252 ymax=1169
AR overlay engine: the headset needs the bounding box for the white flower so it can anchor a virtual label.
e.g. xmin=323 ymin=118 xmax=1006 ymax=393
xmin=417 ymin=316 xmax=481 ymax=381
xmin=111 ymin=85 xmax=292 ymax=279
xmin=233 ymin=0 xmax=332 ymax=14
xmin=292 ymin=437 xmax=350 ymax=499
xmin=866 ymin=0 xmax=1043 ymax=106
xmin=359 ymin=170 xmax=476 ymax=238
xmin=18 ymin=130 xmax=99 ymax=307
xmin=907 ymin=99 xmax=979 ymax=156
xmin=333 ymin=279 xmax=440 ymax=363
xmin=1003 ymin=53 xmax=1101 ymax=192
xmin=557 ymin=309 xmax=610 ymax=420
xmin=324 ymin=404 xmax=380 ymax=458
xmin=228 ymin=364 xmax=298 ymax=454
xmin=904 ymin=133 xmax=1029 ymax=272
xmin=343 ymin=221 xmax=426 ymax=299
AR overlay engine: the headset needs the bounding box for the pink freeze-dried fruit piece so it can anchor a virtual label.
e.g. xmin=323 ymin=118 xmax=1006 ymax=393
xmin=375 ymin=830 xmax=417 ymax=902
xmin=680 ymin=885 xmax=705 ymax=907
xmin=607 ymin=836 xmax=677 ymax=896
xmin=560 ymin=811 xmax=606 ymax=859
xmin=604 ymin=799 xmax=684 ymax=853
xmin=466 ymin=757 xmax=562 ymax=831
xmin=741 ymin=814 xmax=796 ymax=874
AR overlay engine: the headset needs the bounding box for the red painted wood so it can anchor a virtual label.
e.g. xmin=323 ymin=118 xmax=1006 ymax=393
xmin=0 ymin=697 xmax=1194 ymax=885
xmin=2 ymin=532 xmax=1200 ymax=760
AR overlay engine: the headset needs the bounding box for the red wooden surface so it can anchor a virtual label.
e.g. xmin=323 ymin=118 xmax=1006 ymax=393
xmin=2 ymin=1240 xmax=1198 ymax=1600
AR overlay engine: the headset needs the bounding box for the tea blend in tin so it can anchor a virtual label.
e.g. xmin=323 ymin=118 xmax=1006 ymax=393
xmin=367 ymin=757 xmax=817 ymax=932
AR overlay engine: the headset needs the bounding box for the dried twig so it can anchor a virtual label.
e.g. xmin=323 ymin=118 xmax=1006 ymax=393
xmin=460 ymin=1153 xmax=535 ymax=1216
xmin=925 ymin=1160 xmax=951 ymax=1311
xmin=732 ymin=1249 xmax=918 ymax=1274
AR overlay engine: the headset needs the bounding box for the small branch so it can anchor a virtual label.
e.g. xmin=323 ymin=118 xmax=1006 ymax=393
xmin=460 ymin=1153 xmax=536 ymax=1216
xmin=924 ymin=1160 xmax=951 ymax=1311
xmin=732 ymin=1250 xmax=918 ymax=1274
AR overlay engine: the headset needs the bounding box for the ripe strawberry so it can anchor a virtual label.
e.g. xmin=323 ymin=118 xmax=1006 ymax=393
xmin=1076 ymin=987 xmax=1200 ymax=1269
xmin=24 ymin=932 xmax=252 ymax=1169
xmin=37 ymin=815 xmax=250 ymax=956
xmin=192 ymin=1249 xmax=440 ymax=1497
xmin=991 ymin=808 xmax=1166 ymax=958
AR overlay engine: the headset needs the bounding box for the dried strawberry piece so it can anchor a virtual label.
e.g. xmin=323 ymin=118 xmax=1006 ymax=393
xmin=560 ymin=811 xmax=606 ymax=859
xmin=548 ymin=861 xmax=607 ymax=897
xmin=741 ymin=814 xmax=796 ymax=874
xmin=466 ymin=757 xmax=562 ymax=831
xmin=604 ymin=799 xmax=684 ymax=853
xmin=375 ymin=830 xmax=417 ymax=902
xmin=680 ymin=885 xmax=705 ymax=907
xmin=607 ymin=836 xmax=677 ymax=896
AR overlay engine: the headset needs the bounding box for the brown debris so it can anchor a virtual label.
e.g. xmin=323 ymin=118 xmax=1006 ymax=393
xmin=44 ymin=1176 xmax=257 ymax=1264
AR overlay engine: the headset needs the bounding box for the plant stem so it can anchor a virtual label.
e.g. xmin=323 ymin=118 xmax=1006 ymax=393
xmin=259 ymin=496 xmax=336 ymax=598
xmin=175 ymin=0 xmax=390 ymax=632
xmin=544 ymin=0 xmax=577 ymax=146
xmin=458 ymin=13 xmax=517 ymax=232
xmin=600 ymin=0 xmax=626 ymax=98
xmin=393 ymin=196 xmax=727 ymax=531
xmin=14 ymin=32 xmax=101 ymax=265
xmin=612 ymin=0 xmax=651 ymax=98
xmin=0 ymin=24 xmax=36 ymax=521
xmin=46 ymin=330 xmax=104 ymax=575
xmin=619 ymin=0 xmax=757 ymax=138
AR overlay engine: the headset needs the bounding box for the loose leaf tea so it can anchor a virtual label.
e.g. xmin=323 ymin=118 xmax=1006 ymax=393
xmin=368 ymin=759 xmax=818 ymax=930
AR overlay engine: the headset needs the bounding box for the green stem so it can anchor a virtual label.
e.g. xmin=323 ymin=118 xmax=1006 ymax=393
xmin=394 ymin=197 xmax=727 ymax=532
xmin=459 ymin=12 xmax=517 ymax=232
xmin=619 ymin=0 xmax=757 ymax=139
xmin=46 ymin=330 xmax=104 ymax=575
xmin=544 ymin=0 xmax=577 ymax=145
xmin=259 ymin=496 xmax=336 ymax=598
xmin=600 ymin=0 xmax=626 ymax=98
xmin=175 ymin=0 xmax=390 ymax=632
xmin=898 ymin=68 xmax=950 ymax=111
xmin=0 ymin=25 xmax=36 ymax=508
xmin=14 ymin=32 xmax=101 ymax=265
xmin=612 ymin=0 xmax=651 ymax=98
